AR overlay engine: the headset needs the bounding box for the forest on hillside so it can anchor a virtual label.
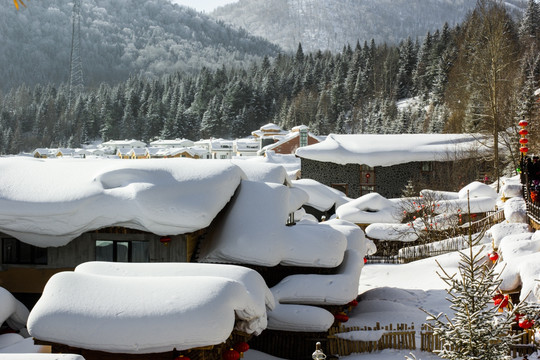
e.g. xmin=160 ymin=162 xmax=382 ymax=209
xmin=0 ymin=0 xmax=280 ymax=91
xmin=0 ymin=0 xmax=539 ymax=173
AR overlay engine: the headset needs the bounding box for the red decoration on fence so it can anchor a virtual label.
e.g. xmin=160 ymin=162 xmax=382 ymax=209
xmin=334 ymin=312 xmax=349 ymax=323
xmin=493 ymin=294 xmax=509 ymax=309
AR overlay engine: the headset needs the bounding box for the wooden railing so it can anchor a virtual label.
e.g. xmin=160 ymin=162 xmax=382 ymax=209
xmin=327 ymin=323 xmax=416 ymax=356
xmin=327 ymin=323 xmax=536 ymax=357
xmin=420 ymin=324 xmax=536 ymax=358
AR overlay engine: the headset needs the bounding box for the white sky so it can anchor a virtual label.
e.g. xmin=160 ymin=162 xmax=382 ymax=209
xmin=169 ymin=0 xmax=238 ymax=13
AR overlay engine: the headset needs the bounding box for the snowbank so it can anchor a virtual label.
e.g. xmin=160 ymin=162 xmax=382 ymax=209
xmin=488 ymin=222 xmax=531 ymax=248
xmin=0 ymin=158 xmax=244 ymax=246
xmin=295 ymin=133 xmax=489 ymax=167
xmin=365 ymin=223 xmax=418 ymax=242
xmin=503 ymin=197 xmax=527 ymax=224
xmin=336 ymin=193 xmax=403 ymax=224
xmin=28 ymin=268 xmax=269 ymax=354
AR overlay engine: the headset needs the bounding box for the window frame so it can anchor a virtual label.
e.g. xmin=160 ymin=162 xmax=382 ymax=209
xmin=2 ymin=237 xmax=48 ymax=265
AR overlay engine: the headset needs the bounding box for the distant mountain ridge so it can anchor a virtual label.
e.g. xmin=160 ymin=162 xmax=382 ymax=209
xmin=212 ymin=0 xmax=526 ymax=52
xmin=0 ymin=0 xmax=281 ymax=91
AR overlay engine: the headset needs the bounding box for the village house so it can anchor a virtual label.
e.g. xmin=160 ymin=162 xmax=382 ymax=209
xmin=296 ymin=133 xmax=491 ymax=199
xmin=258 ymin=125 xmax=322 ymax=156
xmin=0 ymin=157 xmax=367 ymax=360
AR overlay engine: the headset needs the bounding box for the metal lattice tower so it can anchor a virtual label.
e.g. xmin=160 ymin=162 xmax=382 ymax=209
xmin=68 ymin=0 xmax=84 ymax=108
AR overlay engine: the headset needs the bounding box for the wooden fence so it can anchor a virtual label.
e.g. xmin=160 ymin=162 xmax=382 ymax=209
xmin=420 ymin=323 xmax=537 ymax=358
xmin=327 ymin=323 xmax=416 ymax=356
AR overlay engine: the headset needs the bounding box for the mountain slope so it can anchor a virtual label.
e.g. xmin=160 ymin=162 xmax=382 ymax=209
xmin=212 ymin=0 xmax=525 ymax=52
xmin=0 ymin=0 xmax=280 ymax=91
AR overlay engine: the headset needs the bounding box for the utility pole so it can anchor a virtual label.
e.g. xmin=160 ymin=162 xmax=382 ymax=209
xmin=68 ymin=0 xmax=84 ymax=109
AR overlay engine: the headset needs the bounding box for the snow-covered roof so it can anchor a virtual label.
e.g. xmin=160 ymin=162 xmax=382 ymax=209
xmin=233 ymin=151 xmax=301 ymax=181
xmin=295 ymin=133 xmax=490 ymax=167
xmin=292 ymin=179 xmax=351 ymax=212
xmin=199 ymin=180 xmax=347 ymax=267
xmin=0 ymin=158 xmax=244 ymax=247
xmin=251 ymin=123 xmax=288 ymax=138
xmin=149 ymin=138 xmax=194 ymax=148
xmin=28 ymin=263 xmax=272 ymax=353
xmin=101 ymin=139 xmax=147 ymax=148
xmin=336 ymin=193 xmax=403 ymax=224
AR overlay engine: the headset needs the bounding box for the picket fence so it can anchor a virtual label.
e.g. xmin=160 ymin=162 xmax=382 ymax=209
xmin=327 ymin=323 xmax=416 ymax=356
xmin=327 ymin=323 xmax=536 ymax=358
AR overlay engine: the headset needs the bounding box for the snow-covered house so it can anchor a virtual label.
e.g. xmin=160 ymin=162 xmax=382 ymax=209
xmin=32 ymin=148 xmax=55 ymax=158
xmin=0 ymin=157 xmax=368 ymax=359
xmin=258 ymin=125 xmax=322 ymax=156
xmin=101 ymin=139 xmax=147 ymax=155
xmin=296 ymin=133 xmax=491 ymax=198
xmin=233 ymin=138 xmax=260 ymax=157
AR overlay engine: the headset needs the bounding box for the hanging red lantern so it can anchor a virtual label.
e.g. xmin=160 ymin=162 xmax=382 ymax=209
xmin=223 ymin=348 xmax=240 ymax=360
xmin=519 ymin=318 xmax=534 ymax=329
xmin=233 ymin=342 xmax=249 ymax=358
xmin=520 ymin=147 xmax=529 ymax=153
xmin=488 ymin=251 xmax=499 ymax=262
xmin=348 ymin=299 xmax=359 ymax=307
xmin=363 ymin=257 xmax=367 ymax=264
xmin=519 ymin=120 xmax=529 ymax=127
xmin=160 ymin=236 xmax=171 ymax=245
xmin=493 ymin=294 xmax=509 ymax=309
xmin=334 ymin=312 xmax=349 ymax=323
xmin=520 ymin=129 xmax=529 ymax=136
xmin=520 ymin=138 xmax=529 ymax=144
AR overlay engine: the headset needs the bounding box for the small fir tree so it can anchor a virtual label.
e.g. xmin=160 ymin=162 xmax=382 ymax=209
xmin=422 ymin=197 xmax=521 ymax=360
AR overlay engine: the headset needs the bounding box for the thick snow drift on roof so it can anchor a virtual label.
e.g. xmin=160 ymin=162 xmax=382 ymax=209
xmin=0 ymin=158 xmax=244 ymax=246
xmin=74 ymin=261 xmax=275 ymax=323
xmin=267 ymin=220 xmax=366 ymax=332
xmin=295 ymin=133 xmax=488 ymax=167
xmin=198 ymin=180 xmax=347 ymax=267
xmin=292 ymin=179 xmax=351 ymax=212
xmin=231 ymin=160 xmax=290 ymax=185
xmin=336 ymin=193 xmax=403 ymax=224
xmin=0 ymin=287 xmax=29 ymax=331
xmin=236 ymin=151 xmax=301 ymax=180
xmin=365 ymin=223 xmax=419 ymax=242
xmin=28 ymin=269 xmax=268 ymax=354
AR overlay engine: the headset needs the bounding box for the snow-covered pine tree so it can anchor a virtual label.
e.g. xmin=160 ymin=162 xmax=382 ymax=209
xmin=422 ymin=205 xmax=521 ymax=360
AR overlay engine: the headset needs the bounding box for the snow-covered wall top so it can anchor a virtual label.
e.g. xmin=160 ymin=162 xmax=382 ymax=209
xmin=295 ymin=133 xmax=489 ymax=167
xmin=0 ymin=158 xmax=244 ymax=247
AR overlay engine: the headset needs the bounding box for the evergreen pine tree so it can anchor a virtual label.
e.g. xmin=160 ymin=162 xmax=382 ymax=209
xmin=422 ymin=212 xmax=523 ymax=360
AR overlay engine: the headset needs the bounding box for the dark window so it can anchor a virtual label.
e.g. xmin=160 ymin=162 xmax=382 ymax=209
xmin=2 ymin=238 xmax=47 ymax=265
xmin=422 ymin=162 xmax=433 ymax=172
xmin=95 ymin=240 xmax=148 ymax=262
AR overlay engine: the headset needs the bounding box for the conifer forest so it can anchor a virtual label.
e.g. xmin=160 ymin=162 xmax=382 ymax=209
xmin=1 ymin=0 xmax=540 ymax=156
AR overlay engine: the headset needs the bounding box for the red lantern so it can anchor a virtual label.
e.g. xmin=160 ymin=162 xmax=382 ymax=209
xmin=175 ymin=356 xmax=191 ymax=360
xmin=520 ymin=147 xmax=529 ymax=153
xmin=160 ymin=236 xmax=171 ymax=245
xmin=233 ymin=342 xmax=249 ymax=357
xmin=519 ymin=120 xmax=529 ymax=127
xmin=488 ymin=251 xmax=499 ymax=262
xmin=348 ymin=299 xmax=359 ymax=307
xmin=363 ymin=257 xmax=367 ymax=264
xmin=223 ymin=348 xmax=240 ymax=360
xmin=519 ymin=318 xmax=534 ymax=329
xmin=493 ymin=294 xmax=509 ymax=308
xmin=520 ymin=138 xmax=529 ymax=144
xmin=334 ymin=312 xmax=349 ymax=323
xmin=520 ymin=129 xmax=529 ymax=136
